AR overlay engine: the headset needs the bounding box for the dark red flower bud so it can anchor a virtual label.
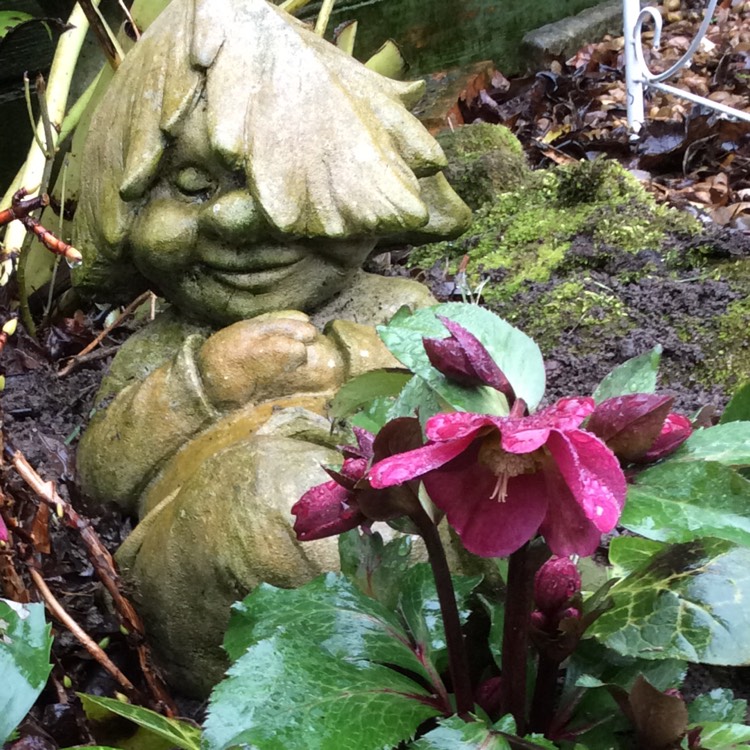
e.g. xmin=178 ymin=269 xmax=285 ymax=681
xmin=534 ymin=556 xmax=581 ymax=617
xmin=587 ymin=394 xmax=691 ymax=463
xmin=475 ymin=676 xmax=503 ymax=720
xmin=291 ymin=480 xmax=366 ymax=541
xmin=423 ymin=317 xmax=514 ymax=401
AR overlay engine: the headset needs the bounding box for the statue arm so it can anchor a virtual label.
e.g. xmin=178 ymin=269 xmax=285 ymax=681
xmin=77 ymin=335 xmax=219 ymax=514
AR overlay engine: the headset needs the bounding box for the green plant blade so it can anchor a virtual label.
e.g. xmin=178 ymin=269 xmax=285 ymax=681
xmin=589 ymin=538 xmax=750 ymax=664
xmin=329 ymin=369 xmax=411 ymax=419
xmin=721 ymin=382 xmax=750 ymax=424
xmin=0 ymin=11 xmax=34 ymax=37
xmin=692 ymin=722 xmax=750 ymax=749
xmin=411 ymin=716 xmax=512 ymax=749
xmin=397 ymin=564 xmax=482 ymax=674
xmin=622 ymin=461 xmax=750 ymax=546
xmin=591 ymin=345 xmax=661 ymax=403
xmin=666 ymin=422 xmax=750 ymax=467
xmin=608 ymin=536 xmax=668 ymax=577
xmin=0 ymin=599 xmax=53 ymax=745
xmin=377 ymin=303 xmax=544 ymax=413
xmin=338 ymin=529 xmax=413 ymax=610
xmin=206 ymin=573 xmax=451 ymax=750
xmin=79 ymin=694 xmax=201 ymax=750
xmin=224 ymin=573 xmax=430 ymax=681
xmin=688 ymin=689 xmax=747 ymax=724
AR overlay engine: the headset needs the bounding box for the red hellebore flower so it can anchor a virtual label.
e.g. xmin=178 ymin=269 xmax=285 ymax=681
xmin=291 ymin=428 xmax=372 ymax=541
xmin=586 ymin=394 xmax=692 ymax=464
xmin=368 ymin=398 xmax=627 ymax=558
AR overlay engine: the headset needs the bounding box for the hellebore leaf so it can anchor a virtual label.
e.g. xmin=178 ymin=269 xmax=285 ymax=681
xmin=387 ymin=375 xmax=445 ymax=428
xmin=608 ymin=535 xmax=667 ymax=577
xmin=0 ymin=11 xmax=33 ymax=37
xmin=688 ymin=688 xmax=748 ymax=724
xmin=79 ymin=694 xmax=201 ymax=750
xmin=622 ymin=461 xmax=750 ymax=547
xmin=338 ymin=529 xmax=413 ymax=610
xmin=591 ymin=346 xmax=661 ymax=404
xmin=666 ymin=422 xmax=750 ymax=468
xmin=205 ymin=574 xmax=442 ymax=750
xmin=720 ymin=382 xmax=750 ymax=424
xmin=691 ymin=722 xmax=750 ymax=749
xmin=329 ymin=369 xmax=412 ymax=419
xmin=410 ymin=715 xmax=512 ymax=749
xmin=629 ymin=675 xmax=688 ymax=750
xmin=378 ymin=303 xmax=545 ymax=413
xmin=0 ymin=599 xmax=53 ymax=746
xmin=589 ymin=538 xmax=750 ymax=664
xmin=397 ymin=563 xmax=482 ymax=674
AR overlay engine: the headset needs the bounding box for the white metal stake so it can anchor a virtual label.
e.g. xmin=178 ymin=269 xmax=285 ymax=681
xmin=623 ymin=0 xmax=645 ymax=134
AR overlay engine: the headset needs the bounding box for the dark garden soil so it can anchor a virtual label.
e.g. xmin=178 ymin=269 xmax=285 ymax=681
xmin=2 ymin=2 xmax=750 ymax=746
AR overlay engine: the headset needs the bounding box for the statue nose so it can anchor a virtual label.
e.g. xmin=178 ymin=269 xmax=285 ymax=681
xmin=199 ymin=190 xmax=267 ymax=242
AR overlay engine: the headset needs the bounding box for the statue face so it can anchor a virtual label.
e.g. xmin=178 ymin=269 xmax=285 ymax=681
xmin=129 ymin=103 xmax=375 ymax=325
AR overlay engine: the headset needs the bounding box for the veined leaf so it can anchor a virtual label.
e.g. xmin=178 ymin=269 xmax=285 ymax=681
xmin=666 ymin=422 xmax=750 ymax=468
xmin=589 ymin=538 xmax=750 ymax=664
xmin=0 ymin=599 xmax=53 ymax=746
xmin=592 ymin=346 xmax=661 ymax=403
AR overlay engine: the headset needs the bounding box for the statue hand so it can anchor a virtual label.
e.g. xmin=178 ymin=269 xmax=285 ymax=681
xmin=197 ymin=311 xmax=345 ymax=408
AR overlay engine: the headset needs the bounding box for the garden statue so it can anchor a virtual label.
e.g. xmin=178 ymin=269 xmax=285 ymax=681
xmin=73 ymin=0 xmax=471 ymax=696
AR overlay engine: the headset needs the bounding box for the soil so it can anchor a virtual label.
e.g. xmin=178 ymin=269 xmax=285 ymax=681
xmin=3 ymin=2 xmax=750 ymax=745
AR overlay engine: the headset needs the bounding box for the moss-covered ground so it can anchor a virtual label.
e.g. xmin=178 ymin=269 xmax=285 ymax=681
xmin=406 ymin=126 xmax=750 ymax=409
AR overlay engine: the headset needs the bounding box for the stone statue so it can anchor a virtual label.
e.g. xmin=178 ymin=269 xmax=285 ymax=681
xmin=73 ymin=0 xmax=470 ymax=696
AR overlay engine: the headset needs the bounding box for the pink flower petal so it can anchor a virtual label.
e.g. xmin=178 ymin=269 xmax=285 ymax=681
xmin=423 ymin=446 xmax=549 ymax=557
xmin=545 ymin=429 xmax=626 ymax=533
xmin=538 ymin=475 xmax=604 ymax=557
xmin=368 ymin=434 xmax=476 ymax=488
xmin=425 ymin=412 xmax=500 ymax=442
xmin=0 ymin=517 xmax=6 ymax=543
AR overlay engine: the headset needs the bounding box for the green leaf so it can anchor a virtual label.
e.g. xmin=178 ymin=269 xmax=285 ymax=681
xmin=0 ymin=11 xmax=34 ymax=38
xmin=688 ymin=689 xmax=748 ymax=724
xmin=377 ymin=303 xmax=545 ymax=412
xmin=622 ymin=461 xmax=750 ymax=546
xmin=721 ymin=382 xmax=750 ymax=424
xmin=589 ymin=538 xmax=750 ymax=664
xmin=61 ymin=747 xmax=126 ymax=750
xmin=329 ymin=369 xmax=411 ymax=419
xmin=411 ymin=715 xmax=511 ymax=749
xmin=666 ymin=422 xmax=750 ymax=468
xmin=350 ymin=395 xmax=392 ymax=433
xmin=691 ymin=722 xmax=750 ymax=749
xmin=592 ymin=346 xmax=661 ymax=403
xmin=387 ymin=375 xmax=444 ymax=427
xmin=478 ymin=594 xmax=504 ymax=669
xmin=608 ymin=536 xmax=667 ymax=577
xmin=79 ymin=695 xmax=201 ymax=750
xmin=205 ymin=633 xmax=439 ymax=750
xmin=398 ymin=564 xmax=481 ymax=673
xmin=0 ymin=599 xmax=53 ymax=745
xmin=224 ymin=573 xmax=431 ymax=676
xmin=338 ymin=529 xmax=413 ymax=610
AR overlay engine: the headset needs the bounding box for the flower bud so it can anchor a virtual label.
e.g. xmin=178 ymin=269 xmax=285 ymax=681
xmin=534 ymin=556 xmax=581 ymax=617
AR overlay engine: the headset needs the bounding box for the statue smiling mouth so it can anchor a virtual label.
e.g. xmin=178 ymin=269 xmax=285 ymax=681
xmin=199 ymin=245 xmax=309 ymax=290
xmin=205 ymin=260 xmax=305 ymax=291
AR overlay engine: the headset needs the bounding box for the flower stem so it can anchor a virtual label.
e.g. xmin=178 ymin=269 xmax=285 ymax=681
xmin=529 ymin=652 xmax=560 ymax=734
xmin=410 ymin=506 xmax=473 ymax=718
xmin=500 ymin=542 xmax=534 ymax=734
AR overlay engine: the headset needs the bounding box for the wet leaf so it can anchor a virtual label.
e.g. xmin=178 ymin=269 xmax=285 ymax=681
xmin=410 ymin=715 xmax=511 ymax=749
xmin=688 ymin=688 xmax=747 ymax=724
xmin=0 ymin=600 xmax=53 ymax=746
xmin=666 ymin=422 xmax=750 ymax=468
xmin=397 ymin=564 xmax=481 ymax=674
xmin=338 ymin=529 xmax=413 ymax=610
xmin=205 ymin=574 xmax=442 ymax=750
xmin=591 ymin=346 xmax=661 ymax=403
xmin=691 ymin=721 xmax=750 ymax=748
xmin=329 ymin=369 xmax=411 ymax=419
xmin=378 ymin=303 xmax=544 ymax=413
xmin=720 ymin=382 xmax=750 ymax=424
xmin=589 ymin=538 xmax=750 ymax=664
xmin=622 ymin=460 xmax=750 ymax=546
xmin=79 ymin=695 xmax=200 ymax=750
xmin=608 ymin=536 xmax=667 ymax=577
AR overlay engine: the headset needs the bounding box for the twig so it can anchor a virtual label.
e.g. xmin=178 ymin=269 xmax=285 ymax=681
xmin=58 ymin=291 xmax=152 ymax=377
xmin=29 ymin=566 xmax=140 ymax=699
xmin=59 ymin=345 xmax=119 ymax=377
xmin=77 ymin=0 xmax=123 ymax=69
xmin=4 ymin=442 xmax=177 ymax=715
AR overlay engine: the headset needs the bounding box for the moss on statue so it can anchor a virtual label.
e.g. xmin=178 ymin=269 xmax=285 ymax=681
xmin=410 ymin=158 xmax=701 ymax=303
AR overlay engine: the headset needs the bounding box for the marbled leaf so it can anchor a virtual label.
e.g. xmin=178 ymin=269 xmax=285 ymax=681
xmin=591 ymin=346 xmax=661 ymax=403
